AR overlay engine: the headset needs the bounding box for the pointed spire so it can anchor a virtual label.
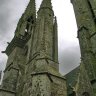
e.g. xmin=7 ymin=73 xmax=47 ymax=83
xmin=54 ymin=17 xmax=57 ymax=28
xmin=54 ymin=17 xmax=58 ymax=37
xmin=53 ymin=16 xmax=58 ymax=62
xmin=40 ymin=0 xmax=53 ymax=10
xmin=15 ymin=0 xmax=36 ymax=36
xmin=24 ymin=0 xmax=36 ymax=19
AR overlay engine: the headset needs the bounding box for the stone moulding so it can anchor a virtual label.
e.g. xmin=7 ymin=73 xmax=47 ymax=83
xmin=31 ymin=72 xmax=66 ymax=82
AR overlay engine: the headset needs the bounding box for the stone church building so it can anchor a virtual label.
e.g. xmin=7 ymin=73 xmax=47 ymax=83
xmin=0 ymin=0 xmax=96 ymax=96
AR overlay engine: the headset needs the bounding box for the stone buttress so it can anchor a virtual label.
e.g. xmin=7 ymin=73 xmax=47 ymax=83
xmin=71 ymin=0 xmax=96 ymax=95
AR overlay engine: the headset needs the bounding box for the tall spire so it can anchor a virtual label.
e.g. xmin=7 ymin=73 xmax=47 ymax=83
xmin=15 ymin=0 xmax=36 ymax=36
xmin=40 ymin=0 xmax=53 ymax=10
xmin=24 ymin=0 xmax=36 ymax=20
xmin=0 ymin=0 xmax=67 ymax=96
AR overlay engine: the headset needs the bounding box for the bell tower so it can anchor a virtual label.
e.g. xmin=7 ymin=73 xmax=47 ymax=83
xmin=0 ymin=0 xmax=67 ymax=96
xmin=21 ymin=0 xmax=67 ymax=96
xmin=0 ymin=0 xmax=36 ymax=96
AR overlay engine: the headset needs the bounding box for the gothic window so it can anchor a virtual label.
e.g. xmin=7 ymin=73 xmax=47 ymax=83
xmin=25 ymin=16 xmax=34 ymax=35
xmin=25 ymin=23 xmax=30 ymax=33
xmin=82 ymin=92 xmax=90 ymax=96
xmin=27 ymin=16 xmax=34 ymax=24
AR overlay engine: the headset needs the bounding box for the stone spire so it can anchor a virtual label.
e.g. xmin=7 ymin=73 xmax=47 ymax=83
xmin=0 ymin=0 xmax=67 ymax=96
xmin=30 ymin=0 xmax=55 ymax=60
xmin=24 ymin=0 xmax=36 ymax=20
xmin=40 ymin=0 xmax=52 ymax=9
xmin=15 ymin=0 xmax=36 ymax=36
xmin=21 ymin=1 xmax=67 ymax=95
xmin=53 ymin=17 xmax=58 ymax=63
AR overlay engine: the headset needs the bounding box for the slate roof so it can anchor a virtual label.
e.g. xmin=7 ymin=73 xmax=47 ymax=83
xmin=65 ymin=66 xmax=80 ymax=95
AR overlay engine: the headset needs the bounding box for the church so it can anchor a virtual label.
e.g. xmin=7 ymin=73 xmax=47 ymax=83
xmin=0 ymin=0 xmax=96 ymax=96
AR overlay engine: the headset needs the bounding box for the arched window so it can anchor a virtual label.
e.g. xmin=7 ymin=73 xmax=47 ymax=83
xmin=25 ymin=24 xmax=30 ymax=33
xmin=25 ymin=16 xmax=34 ymax=35
xmin=82 ymin=92 xmax=90 ymax=96
xmin=27 ymin=16 xmax=34 ymax=24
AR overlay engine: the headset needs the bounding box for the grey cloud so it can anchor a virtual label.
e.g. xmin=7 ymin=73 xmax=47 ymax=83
xmin=0 ymin=0 xmax=27 ymax=38
xmin=0 ymin=0 xmax=18 ymax=72
xmin=0 ymin=0 xmax=8 ymax=6
xmin=0 ymin=0 xmax=18 ymax=41
xmin=0 ymin=0 xmax=31 ymax=72
xmin=0 ymin=6 xmax=11 ymax=37
xmin=59 ymin=45 xmax=81 ymax=75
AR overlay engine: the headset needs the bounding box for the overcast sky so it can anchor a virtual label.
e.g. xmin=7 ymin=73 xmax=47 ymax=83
xmin=0 ymin=0 xmax=81 ymax=76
